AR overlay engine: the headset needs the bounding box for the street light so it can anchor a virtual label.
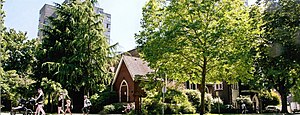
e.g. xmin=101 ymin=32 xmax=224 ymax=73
xmin=162 ymin=73 xmax=167 ymax=115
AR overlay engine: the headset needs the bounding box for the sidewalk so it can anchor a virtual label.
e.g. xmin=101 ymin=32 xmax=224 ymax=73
xmin=0 ymin=113 xmax=103 ymax=115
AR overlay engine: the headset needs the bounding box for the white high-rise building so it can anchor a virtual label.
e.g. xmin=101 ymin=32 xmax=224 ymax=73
xmin=38 ymin=0 xmax=111 ymax=42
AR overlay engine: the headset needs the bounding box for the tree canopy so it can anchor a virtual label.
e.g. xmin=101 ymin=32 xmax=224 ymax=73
xmin=0 ymin=1 xmax=39 ymax=104
xmin=136 ymin=0 xmax=263 ymax=114
xmin=253 ymin=0 xmax=300 ymax=113
xmin=38 ymin=0 xmax=114 ymax=94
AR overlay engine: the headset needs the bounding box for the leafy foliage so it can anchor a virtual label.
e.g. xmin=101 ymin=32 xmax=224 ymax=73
xmin=236 ymin=95 xmax=253 ymax=111
xmin=0 ymin=0 xmax=4 ymax=34
xmin=185 ymin=90 xmax=202 ymax=112
xmin=1 ymin=70 xmax=35 ymax=104
xmin=90 ymin=88 xmax=118 ymax=113
xmin=259 ymin=90 xmax=280 ymax=109
xmin=38 ymin=0 xmax=114 ymax=93
xmin=136 ymin=0 xmax=263 ymax=114
xmin=142 ymin=89 xmax=196 ymax=114
xmin=40 ymin=77 xmax=66 ymax=105
xmin=184 ymin=89 xmax=213 ymax=113
xmin=211 ymin=97 xmax=227 ymax=113
xmin=253 ymin=0 xmax=300 ymax=113
xmin=1 ymin=28 xmax=37 ymax=105
xmin=2 ymin=29 xmax=36 ymax=76
xmin=142 ymin=88 xmax=219 ymax=114
xmin=0 ymin=0 xmax=6 ymax=101
xmin=291 ymin=84 xmax=300 ymax=103
xmin=102 ymin=103 xmax=128 ymax=114
xmin=236 ymin=95 xmax=253 ymax=105
xmin=0 ymin=0 xmax=40 ymax=109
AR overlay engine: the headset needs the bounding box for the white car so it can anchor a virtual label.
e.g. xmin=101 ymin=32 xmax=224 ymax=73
xmin=265 ymin=105 xmax=280 ymax=113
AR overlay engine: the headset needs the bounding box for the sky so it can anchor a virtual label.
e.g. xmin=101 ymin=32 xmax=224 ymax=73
xmin=3 ymin=0 xmax=256 ymax=52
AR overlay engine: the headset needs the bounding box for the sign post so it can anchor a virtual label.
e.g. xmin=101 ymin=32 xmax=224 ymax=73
xmin=162 ymin=86 xmax=166 ymax=115
xmin=162 ymin=73 xmax=167 ymax=115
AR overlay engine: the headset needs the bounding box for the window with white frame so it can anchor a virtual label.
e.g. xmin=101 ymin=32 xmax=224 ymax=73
xmin=232 ymin=83 xmax=239 ymax=90
xmin=214 ymin=83 xmax=223 ymax=90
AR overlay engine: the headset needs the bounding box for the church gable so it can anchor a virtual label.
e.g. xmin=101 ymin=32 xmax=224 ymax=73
xmin=113 ymin=60 xmax=135 ymax=102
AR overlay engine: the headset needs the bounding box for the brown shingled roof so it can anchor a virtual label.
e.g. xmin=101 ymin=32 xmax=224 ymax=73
xmin=123 ymin=55 xmax=154 ymax=80
xmin=111 ymin=55 xmax=154 ymax=85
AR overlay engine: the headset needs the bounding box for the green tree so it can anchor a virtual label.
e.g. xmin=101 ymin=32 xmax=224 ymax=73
xmin=2 ymin=30 xmax=37 ymax=101
xmin=2 ymin=29 xmax=37 ymax=77
xmin=2 ymin=29 xmax=40 ymax=99
xmin=259 ymin=90 xmax=280 ymax=109
xmin=1 ymin=70 xmax=35 ymax=104
xmin=0 ymin=0 xmax=5 ymax=94
xmin=136 ymin=0 xmax=263 ymax=114
xmin=253 ymin=0 xmax=300 ymax=113
xmin=39 ymin=0 xmax=114 ymax=95
xmin=40 ymin=77 xmax=66 ymax=112
xmin=0 ymin=0 xmax=37 ymax=106
xmin=291 ymin=85 xmax=300 ymax=103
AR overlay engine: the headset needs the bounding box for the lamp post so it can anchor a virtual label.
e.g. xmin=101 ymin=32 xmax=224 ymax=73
xmin=162 ymin=73 xmax=167 ymax=115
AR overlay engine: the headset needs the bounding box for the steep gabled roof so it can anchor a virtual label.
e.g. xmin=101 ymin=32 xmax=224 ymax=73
xmin=112 ymin=55 xmax=154 ymax=85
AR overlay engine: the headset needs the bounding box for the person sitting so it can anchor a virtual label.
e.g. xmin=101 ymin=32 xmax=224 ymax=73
xmin=122 ymin=103 xmax=131 ymax=113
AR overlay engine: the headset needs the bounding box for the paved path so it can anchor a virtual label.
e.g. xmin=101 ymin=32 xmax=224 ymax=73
xmin=0 ymin=113 xmax=104 ymax=115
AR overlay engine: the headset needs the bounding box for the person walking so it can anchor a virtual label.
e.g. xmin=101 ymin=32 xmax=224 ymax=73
xmin=64 ymin=99 xmax=72 ymax=115
xmin=82 ymin=95 xmax=92 ymax=115
xmin=35 ymin=88 xmax=46 ymax=115
xmin=58 ymin=93 xmax=64 ymax=115
xmin=241 ymin=103 xmax=247 ymax=114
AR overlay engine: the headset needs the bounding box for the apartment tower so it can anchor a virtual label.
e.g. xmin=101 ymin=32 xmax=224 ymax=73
xmin=38 ymin=0 xmax=111 ymax=42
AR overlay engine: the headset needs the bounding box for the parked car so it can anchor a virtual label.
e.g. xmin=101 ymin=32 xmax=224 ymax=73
xmin=265 ymin=105 xmax=280 ymax=113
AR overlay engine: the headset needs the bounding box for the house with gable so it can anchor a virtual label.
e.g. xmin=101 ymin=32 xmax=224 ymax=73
xmin=185 ymin=81 xmax=240 ymax=108
xmin=111 ymin=55 xmax=153 ymax=111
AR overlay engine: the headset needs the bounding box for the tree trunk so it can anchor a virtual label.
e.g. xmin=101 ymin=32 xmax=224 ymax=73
xmin=51 ymin=94 xmax=54 ymax=113
xmin=200 ymin=57 xmax=207 ymax=115
xmin=48 ymin=92 xmax=51 ymax=112
xmin=69 ymin=88 xmax=84 ymax=113
xmin=279 ymin=89 xmax=288 ymax=113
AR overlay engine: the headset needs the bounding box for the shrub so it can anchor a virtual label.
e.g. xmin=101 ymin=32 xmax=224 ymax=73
xmin=184 ymin=89 xmax=212 ymax=113
xmin=142 ymin=97 xmax=164 ymax=114
xmin=90 ymin=89 xmax=118 ymax=113
xmin=179 ymin=101 xmax=197 ymax=114
xmin=103 ymin=104 xmax=115 ymax=113
xmin=102 ymin=103 xmax=127 ymax=114
xmin=236 ymin=95 xmax=253 ymax=111
xmin=165 ymin=89 xmax=187 ymax=104
xmin=259 ymin=91 xmax=280 ymax=109
xmin=211 ymin=97 xmax=225 ymax=113
xmin=142 ymin=88 xmax=196 ymax=114
xmin=184 ymin=90 xmax=201 ymax=112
